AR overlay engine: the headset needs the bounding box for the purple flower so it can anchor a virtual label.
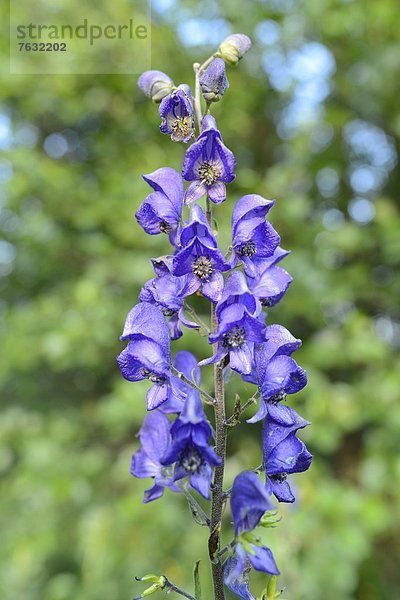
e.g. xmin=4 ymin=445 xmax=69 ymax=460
xmin=135 ymin=167 xmax=183 ymax=242
xmin=139 ymin=273 xmax=199 ymax=340
xmin=138 ymin=70 xmax=174 ymax=102
xmin=117 ymin=302 xmax=172 ymax=410
xmin=263 ymin=405 xmax=312 ymax=503
xmin=159 ymin=85 xmax=195 ymax=142
xmin=159 ymin=351 xmax=201 ymax=414
xmin=130 ymin=410 xmax=179 ymax=503
xmin=247 ymin=247 xmax=292 ymax=307
xmin=200 ymin=58 xmax=229 ymax=102
xmin=200 ymin=274 xmax=266 ymax=374
xmin=231 ymin=471 xmax=275 ymax=535
xmin=216 ymin=271 xmax=261 ymax=319
xmin=232 ymin=195 xmax=280 ymax=276
xmin=245 ymin=324 xmax=308 ymax=423
xmin=161 ymin=389 xmax=221 ymax=498
xmin=172 ymin=205 xmax=231 ymax=303
xmin=182 ymin=115 xmax=236 ymax=205
xmin=223 ymin=556 xmax=255 ymax=600
xmin=224 ymin=471 xmax=279 ymax=590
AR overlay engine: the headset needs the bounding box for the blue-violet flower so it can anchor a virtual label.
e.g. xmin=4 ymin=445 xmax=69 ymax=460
xmin=224 ymin=471 xmax=279 ymax=592
xmin=245 ymin=324 xmax=307 ymax=423
xmin=130 ymin=410 xmax=179 ymax=503
xmin=182 ymin=115 xmax=236 ymax=205
xmin=200 ymin=58 xmax=229 ymax=103
xmin=159 ymin=85 xmax=195 ymax=142
xmin=161 ymin=389 xmax=221 ymax=498
xmin=263 ymin=405 xmax=312 ymax=502
xmin=135 ymin=167 xmax=184 ymax=244
xmin=172 ymin=204 xmax=231 ymax=303
xmin=117 ymin=302 xmax=173 ymax=410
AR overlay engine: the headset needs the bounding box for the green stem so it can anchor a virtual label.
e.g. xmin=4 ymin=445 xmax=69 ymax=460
xmin=170 ymin=365 xmax=215 ymax=405
xmin=193 ymin=54 xmax=217 ymax=131
xmin=193 ymin=63 xmax=203 ymax=131
xmin=199 ymin=54 xmax=218 ymax=74
xmin=183 ymin=302 xmax=211 ymax=334
xmin=205 ymin=198 xmax=227 ymax=600
xmin=225 ymin=391 xmax=260 ymax=426
xmin=165 ymin=579 xmax=197 ymax=600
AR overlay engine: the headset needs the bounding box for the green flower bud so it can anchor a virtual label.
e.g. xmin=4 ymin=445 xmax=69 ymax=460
xmin=219 ymin=34 xmax=252 ymax=66
xmin=133 ymin=574 xmax=166 ymax=598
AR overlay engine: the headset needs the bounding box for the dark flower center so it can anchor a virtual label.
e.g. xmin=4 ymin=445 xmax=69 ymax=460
xmin=223 ymin=326 xmax=246 ymax=349
xmin=238 ymin=240 xmax=256 ymax=258
xmin=198 ymin=161 xmax=221 ymax=186
xmin=260 ymin=297 xmax=274 ymax=307
xmin=192 ymin=255 xmax=213 ymax=280
xmin=171 ymin=116 xmax=193 ymax=140
xmin=269 ymin=391 xmax=287 ymax=404
xmin=180 ymin=448 xmax=203 ymax=473
xmin=159 ymin=220 xmax=172 ymax=233
xmin=141 ymin=368 xmax=166 ymax=386
xmin=270 ymin=473 xmax=287 ymax=483
xmin=161 ymin=307 xmax=177 ymax=317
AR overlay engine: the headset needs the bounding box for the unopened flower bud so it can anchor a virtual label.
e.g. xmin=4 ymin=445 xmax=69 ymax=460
xmin=199 ymin=58 xmax=229 ymax=103
xmin=133 ymin=575 xmax=166 ymax=598
xmin=138 ymin=70 xmax=174 ymax=103
xmin=219 ymin=34 xmax=252 ymax=66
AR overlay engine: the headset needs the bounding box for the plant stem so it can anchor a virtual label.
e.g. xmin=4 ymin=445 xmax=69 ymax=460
xmin=164 ymin=578 xmax=197 ymax=600
xmin=170 ymin=365 xmax=215 ymax=405
xmin=206 ymin=198 xmax=227 ymax=600
xmin=184 ymin=302 xmax=211 ymax=334
xmin=193 ymin=59 xmax=226 ymax=598
xmin=193 ymin=63 xmax=203 ymax=131
xmin=193 ymin=54 xmax=217 ymax=132
xmin=225 ymin=391 xmax=260 ymax=426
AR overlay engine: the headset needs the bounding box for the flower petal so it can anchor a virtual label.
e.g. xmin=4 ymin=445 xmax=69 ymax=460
xmin=247 ymin=544 xmax=280 ymax=575
xmin=208 ymin=181 xmax=226 ymax=204
xmin=231 ymin=471 xmax=275 ymax=535
xmin=142 ymin=167 xmax=184 ymax=214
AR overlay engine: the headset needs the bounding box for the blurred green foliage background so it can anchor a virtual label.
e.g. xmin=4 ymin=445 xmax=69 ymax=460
xmin=1 ymin=0 xmax=400 ymax=599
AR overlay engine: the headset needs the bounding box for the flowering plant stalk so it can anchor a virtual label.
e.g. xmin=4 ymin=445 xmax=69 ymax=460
xmin=119 ymin=34 xmax=312 ymax=600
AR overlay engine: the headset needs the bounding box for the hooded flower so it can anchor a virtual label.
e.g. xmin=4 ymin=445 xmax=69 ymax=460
xmin=200 ymin=58 xmax=229 ymax=102
xmin=247 ymin=247 xmax=292 ymax=307
xmin=223 ymin=556 xmax=255 ymax=600
xmin=216 ymin=271 xmax=261 ymax=319
xmin=139 ymin=273 xmax=199 ymax=340
xmin=117 ymin=302 xmax=173 ymax=410
xmin=245 ymin=324 xmax=307 ymax=423
xmin=159 ymin=85 xmax=195 ymax=142
xmin=200 ymin=273 xmax=265 ymax=375
xmin=182 ymin=115 xmax=236 ymax=205
xmin=231 ymin=194 xmax=280 ymax=276
xmin=159 ymin=351 xmax=201 ymax=414
xmin=172 ymin=204 xmax=231 ymax=303
xmin=130 ymin=410 xmax=179 ymax=503
xmin=135 ymin=167 xmax=183 ymax=243
xmin=263 ymin=405 xmax=312 ymax=502
xmin=224 ymin=471 xmax=279 ymax=592
xmin=161 ymin=389 xmax=221 ymax=498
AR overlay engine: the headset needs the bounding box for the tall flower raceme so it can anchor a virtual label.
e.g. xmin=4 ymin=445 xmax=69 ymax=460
xmin=119 ymin=33 xmax=312 ymax=600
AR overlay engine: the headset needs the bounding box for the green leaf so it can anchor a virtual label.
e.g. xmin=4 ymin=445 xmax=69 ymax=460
xmin=193 ymin=560 xmax=202 ymax=600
